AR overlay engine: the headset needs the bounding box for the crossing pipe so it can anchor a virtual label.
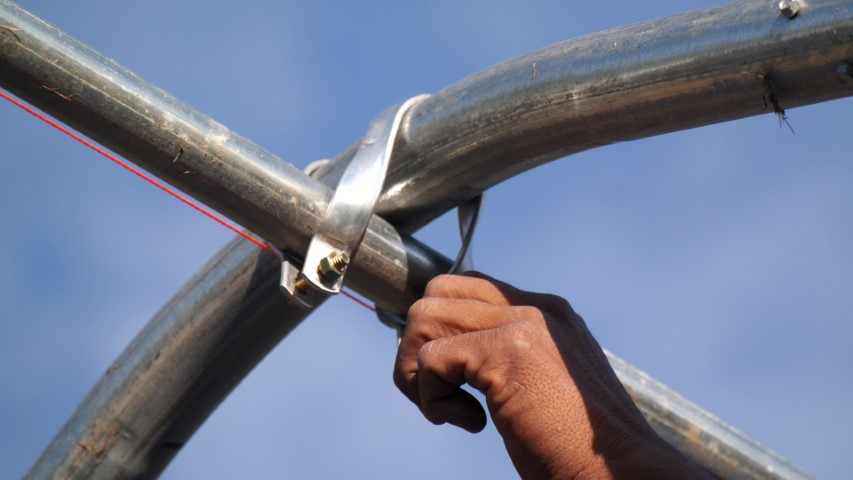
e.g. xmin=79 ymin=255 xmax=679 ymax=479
xmin=4 ymin=0 xmax=847 ymax=477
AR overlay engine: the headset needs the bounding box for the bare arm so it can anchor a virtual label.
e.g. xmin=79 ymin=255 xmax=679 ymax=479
xmin=393 ymin=273 xmax=711 ymax=479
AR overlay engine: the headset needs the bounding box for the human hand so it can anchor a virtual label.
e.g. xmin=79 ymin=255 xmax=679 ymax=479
xmin=393 ymin=273 xmax=710 ymax=479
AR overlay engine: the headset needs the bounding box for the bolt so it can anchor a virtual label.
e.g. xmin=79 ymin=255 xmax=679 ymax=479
xmin=318 ymin=251 xmax=350 ymax=281
xmin=838 ymin=62 xmax=853 ymax=85
xmin=293 ymin=275 xmax=309 ymax=293
xmin=778 ymin=0 xmax=800 ymax=19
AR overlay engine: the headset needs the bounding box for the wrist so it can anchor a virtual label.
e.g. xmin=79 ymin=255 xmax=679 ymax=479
xmin=590 ymin=441 xmax=712 ymax=479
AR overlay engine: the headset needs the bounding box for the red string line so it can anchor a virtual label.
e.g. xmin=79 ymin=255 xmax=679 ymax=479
xmin=1 ymin=88 xmax=376 ymax=313
xmin=341 ymin=289 xmax=377 ymax=312
xmin=0 ymin=88 xmax=273 ymax=254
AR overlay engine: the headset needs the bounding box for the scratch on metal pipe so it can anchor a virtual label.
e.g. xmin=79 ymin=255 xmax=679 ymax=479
xmin=171 ymin=146 xmax=184 ymax=163
xmin=40 ymin=85 xmax=75 ymax=101
xmin=0 ymin=25 xmax=21 ymax=43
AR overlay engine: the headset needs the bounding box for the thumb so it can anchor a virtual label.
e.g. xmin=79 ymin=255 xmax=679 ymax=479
xmin=417 ymin=333 xmax=499 ymax=433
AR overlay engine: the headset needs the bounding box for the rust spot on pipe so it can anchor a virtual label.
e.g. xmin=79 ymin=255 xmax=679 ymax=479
xmin=78 ymin=420 xmax=121 ymax=463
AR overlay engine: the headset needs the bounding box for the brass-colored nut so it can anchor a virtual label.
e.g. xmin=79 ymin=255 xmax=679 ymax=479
xmin=318 ymin=252 xmax=350 ymax=281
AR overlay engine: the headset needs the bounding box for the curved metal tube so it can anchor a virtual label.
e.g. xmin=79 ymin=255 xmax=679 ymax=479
xmin=0 ymin=0 xmax=440 ymax=314
xmin=340 ymin=0 xmax=853 ymax=231
xmin=607 ymin=353 xmax=813 ymax=479
xmin=25 ymin=239 xmax=308 ymax=479
xmin=2 ymin=0 xmax=851 ymax=304
xmin=2 ymin=0 xmax=842 ymax=478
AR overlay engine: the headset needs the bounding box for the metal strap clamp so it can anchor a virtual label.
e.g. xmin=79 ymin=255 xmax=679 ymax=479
xmin=280 ymin=94 xmax=430 ymax=308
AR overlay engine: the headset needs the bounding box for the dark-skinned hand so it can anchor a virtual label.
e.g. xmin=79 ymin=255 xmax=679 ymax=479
xmin=393 ymin=273 xmax=712 ymax=479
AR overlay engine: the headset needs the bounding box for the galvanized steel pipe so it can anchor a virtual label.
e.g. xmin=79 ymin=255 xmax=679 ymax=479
xmin=0 ymin=0 xmax=442 ymax=315
xmin=3 ymin=0 xmax=842 ymax=478
xmin=366 ymin=0 xmax=853 ymax=231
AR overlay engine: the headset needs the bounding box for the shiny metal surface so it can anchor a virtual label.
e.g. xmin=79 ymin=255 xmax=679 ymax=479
xmin=353 ymin=0 xmax=853 ymax=232
xmin=25 ymin=238 xmax=316 ymax=479
xmin=778 ymin=0 xmax=802 ymax=19
xmin=284 ymin=95 xmax=429 ymax=301
xmin=608 ymin=353 xmax=814 ymax=479
xmin=1 ymin=0 xmax=839 ymax=478
xmin=0 ymin=0 xmax=438 ymax=314
xmin=0 ymin=3 xmax=448 ymax=477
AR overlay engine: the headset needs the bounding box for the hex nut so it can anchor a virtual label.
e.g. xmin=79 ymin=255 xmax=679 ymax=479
xmin=318 ymin=252 xmax=349 ymax=281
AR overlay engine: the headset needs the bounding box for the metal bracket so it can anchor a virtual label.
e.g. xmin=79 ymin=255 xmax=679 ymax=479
xmin=281 ymin=95 xmax=430 ymax=308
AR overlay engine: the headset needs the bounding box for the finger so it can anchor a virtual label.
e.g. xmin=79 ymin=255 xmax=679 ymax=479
xmin=423 ymin=273 xmax=518 ymax=304
xmin=394 ymin=298 xmax=503 ymax=406
xmin=423 ymin=273 xmax=551 ymax=308
xmin=407 ymin=297 xmax=533 ymax=339
xmin=420 ymin=389 xmax=487 ymax=434
xmin=454 ymin=272 xmax=577 ymax=319
xmin=394 ymin=299 xmax=542 ymax=406
xmin=417 ymin=335 xmax=491 ymax=433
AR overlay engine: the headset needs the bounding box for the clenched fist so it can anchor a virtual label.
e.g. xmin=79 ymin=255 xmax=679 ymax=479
xmin=393 ymin=273 xmax=710 ymax=479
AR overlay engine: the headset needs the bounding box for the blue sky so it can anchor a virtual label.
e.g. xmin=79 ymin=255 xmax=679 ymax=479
xmin=1 ymin=1 xmax=851 ymax=478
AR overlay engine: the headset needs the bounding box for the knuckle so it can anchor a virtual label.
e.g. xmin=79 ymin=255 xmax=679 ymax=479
xmin=502 ymin=321 xmax=540 ymax=353
xmin=406 ymin=299 xmax=437 ymax=334
xmin=423 ymin=274 xmax=456 ymax=297
xmin=514 ymin=305 xmax=547 ymax=325
xmin=407 ymin=298 xmax=428 ymax=321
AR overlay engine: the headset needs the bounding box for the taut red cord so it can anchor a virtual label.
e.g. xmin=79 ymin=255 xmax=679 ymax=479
xmin=1 ymin=88 xmax=376 ymax=313
xmin=0 ymin=88 xmax=273 ymax=254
